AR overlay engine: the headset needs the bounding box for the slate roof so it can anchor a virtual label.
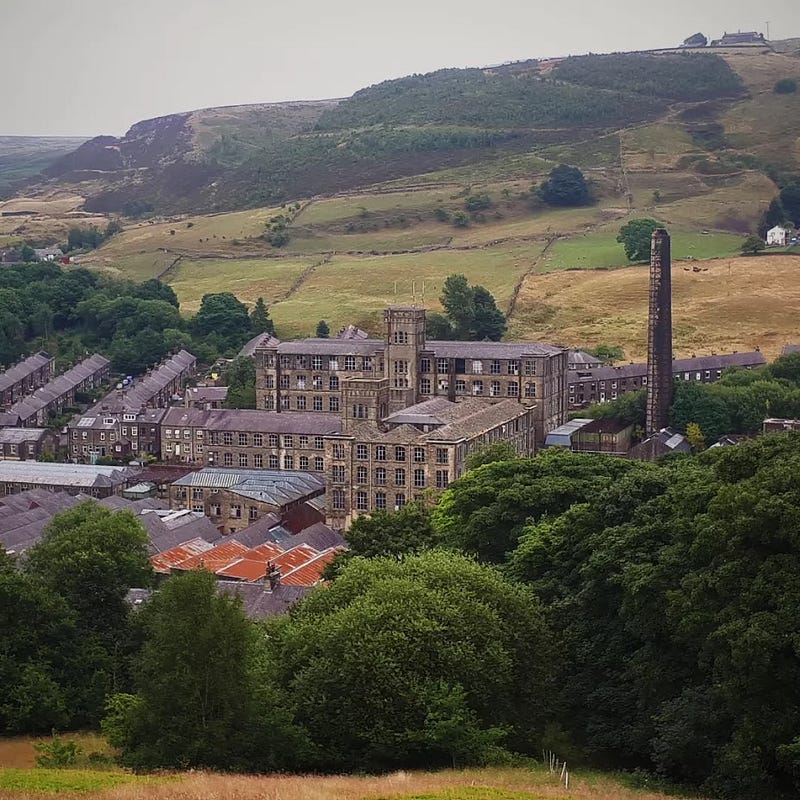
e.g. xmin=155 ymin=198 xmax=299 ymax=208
xmin=0 ymin=461 xmax=134 ymax=489
xmin=568 ymin=350 xmax=604 ymax=369
xmin=160 ymin=407 xmax=342 ymax=434
xmin=276 ymin=338 xmax=383 ymax=356
xmin=425 ymin=340 xmax=564 ymax=358
xmin=9 ymin=354 xmax=110 ymax=423
xmin=569 ymin=351 xmax=766 ymax=384
xmin=240 ymin=333 xmax=281 ymax=357
xmin=88 ymin=351 xmax=195 ymax=413
xmin=0 ymin=427 xmax=52 ymax=444
xmin=0 ymin=490 xmax=178 ymax=557
xmin=217 ymin=581 xmax=311 ymax=619
xmin=184 ymin=385 xmax=228 ymax=404
xmin=0 ymin=352 xmax=52 ymax=394
xmin=544 ymin=419 xmax=593 ymax=447
xmin=335 ymin=325 xmax=370 ymax=340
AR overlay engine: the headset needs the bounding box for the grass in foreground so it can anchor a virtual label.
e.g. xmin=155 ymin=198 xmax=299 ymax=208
xmin=0 ymin=765 xmax=698 ymax=800
xmin=0 ymin=768 xmax=165 ymax=794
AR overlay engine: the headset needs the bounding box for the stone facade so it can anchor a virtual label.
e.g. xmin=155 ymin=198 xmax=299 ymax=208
xmin=168 ymin=468 xmax=325 ymax=534
xmin=159 ymin=407 xmax=341 ymax=471
xmin=324 ymin=396 xmax=537 ymax=528
xmin=255 ymin=305 xmax=568 ymax=447
xmin=0 ymin=428 xmax=59 ymax=461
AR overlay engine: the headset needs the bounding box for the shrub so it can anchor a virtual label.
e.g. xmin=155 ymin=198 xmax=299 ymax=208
xmin=34 ymin=737 xmax=82 ymax=768
xmin=774 ymin=78 xmax=798 ymax=94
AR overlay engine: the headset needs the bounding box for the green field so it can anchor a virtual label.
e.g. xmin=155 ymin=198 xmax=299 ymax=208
xmin=169 ymin=256 xmax=316 ymax=312
xmin=0 ymin=768 xmax=166 ymax=793
xmin=539 ymin=227 xmax=744 ymax=272
xmin=268 ymin=242 xmax=544 ymax=338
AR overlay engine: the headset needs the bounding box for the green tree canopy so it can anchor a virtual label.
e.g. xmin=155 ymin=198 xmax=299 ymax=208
xmin=432 ymin=448 xmax=643 ymax=562
xmin=617 ymin=218 xmax=660 ymax=261
xmin=223 ymin=356 xmax=256 ymax=409
xmin=741 ymin=235 xmax=765 ymax=255
xmin=439 ymin=274 xmax=506 ymax=341
xmin=267 ymin=550 xmax=552 ymax=771
xmin=25 ymin=503 xmax=152 ymax=642
xmin=315 ymin=319 xmax=330 ymax=338
xmin=538 ymin=164 xmax=590 ymax=207
xmin=249 ymin=297 xmax=274 ymax=335
xmin=191 ymin=292 xmax=252 ymax=351
xmin=104 ymin=570 xmax=306 ymax=772
xmin=0 ymin=571 xmax=89 ymax=734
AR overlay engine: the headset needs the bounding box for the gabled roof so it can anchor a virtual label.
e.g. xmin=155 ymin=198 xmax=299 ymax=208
xmin=172 ymin=468 xmax=324 ymax=507
xmin=0 ymin=351 xmax=52 ymax=393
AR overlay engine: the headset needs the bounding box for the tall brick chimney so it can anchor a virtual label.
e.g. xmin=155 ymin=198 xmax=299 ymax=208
xmin=646 ymin=228 xmax=673 ymax=435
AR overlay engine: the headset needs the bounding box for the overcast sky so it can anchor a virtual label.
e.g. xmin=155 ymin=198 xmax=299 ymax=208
xmin=4 ymin=0 xmax=797 ymax=137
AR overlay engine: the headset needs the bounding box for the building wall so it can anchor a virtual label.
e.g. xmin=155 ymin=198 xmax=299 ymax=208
xmin=0 ymin=432 xmax=58 ymax=461
xmin=254 ymin=312 xmax=569 ymax=447
xmin=161 ymin=421 xmax=329 ymax=472
xmin=325 ymin=404 xmax=537 ymax=528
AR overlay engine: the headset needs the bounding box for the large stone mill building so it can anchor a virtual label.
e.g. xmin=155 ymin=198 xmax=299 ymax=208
xmin=252 ymin=306 xmax=570 ymax=526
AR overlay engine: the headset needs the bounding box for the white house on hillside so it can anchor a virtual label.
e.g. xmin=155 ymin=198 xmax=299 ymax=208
xmin=766 ymin=225 xmax=788 ymax=247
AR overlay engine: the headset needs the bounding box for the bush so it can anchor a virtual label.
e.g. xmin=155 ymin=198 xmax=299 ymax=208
xmin=452 ymin=211 xmax=469 ymax=228
xmin=34 ymin=737 xmax=82 ymax=768
xmin=774 ymin=78 xmax=798 ymax=94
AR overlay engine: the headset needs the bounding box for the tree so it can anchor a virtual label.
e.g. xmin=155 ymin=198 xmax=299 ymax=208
xmin=538 ymin=164 xmax=590 ymax=207
xmin=465 ymin=441 xmax=520 ymax=470
xmin=588 ymin=343 xmax=625 ymax=364
xmin=780 ymin=182 xmax=800 ymax=227
xmin=741 ymin=235 xmax=765 ymax=255
xmin=439 ymin=275 xmax=506 ymax=341
xmin=104 ymin=571 xmax=305 ymax=771
xmin=0 ymin=572 xmax=88 ymax=734
xmin=426 ymin=312 xmax=453 ymax=340
xmin=191 ymin=292 xmax=252 ymax=351
xmin=250 ymin=297 xmax=274 ymax=335
xmin=20 ymin=244 xmax=36 ymax=262
xmin=266 ymin=550 xmax=552 ymax=771
xmin=685 ymin=421 xmax=706 ymax=450
xmin=339 ymin=500 xmax=439 ymax=560
xmin=432 ymin=448 xmax=643 ymax=562
xmin=25 ymin=503 xmax=152 ymax=642
xmin=774 ymin=78 xmax=798 ymax=94
xmin=315 ymin=320 xmax=330 ymax=338
xmin=223 ymin=356 xmax=256 ymax=409
xmin=759 ymin=197 xmax=788 ymax=237
xmin=464 ymin=193 xmax=492 ymax=213
xmin=617 ymin=218 xmax=660 ymax=261
xmin=452 ymin=211 xmax=469 ymax=228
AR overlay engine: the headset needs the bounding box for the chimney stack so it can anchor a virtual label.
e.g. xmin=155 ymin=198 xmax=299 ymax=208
xmin=646 ymin=229 xmax=673 ymax=435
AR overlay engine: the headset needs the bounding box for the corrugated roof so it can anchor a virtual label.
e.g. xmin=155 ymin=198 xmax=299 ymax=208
xmin=173 ymin=468 xmax=324 ymax=507
xmin=0 ymin=461 xmax=133 ymax=488
xmin=281 ymin=547 xmax=343 ymax=587
xmin=151 ymin=538 xmax=215 ymax=574
xmin=176 ymin=539 xmax=250 ymax=572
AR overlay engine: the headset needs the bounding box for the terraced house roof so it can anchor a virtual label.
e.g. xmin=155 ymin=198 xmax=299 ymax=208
xmin=0 ymin=351 xmax=52 ymax=393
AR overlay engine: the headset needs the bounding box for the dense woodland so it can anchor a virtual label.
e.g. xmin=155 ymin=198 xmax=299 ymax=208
xmin=0 ymin=263 xmax=273 ymax=375
xmin=4 ymin=435 xmax=800 ymax=799
xmin=552 ymin=53 xmax=745 ymax=101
